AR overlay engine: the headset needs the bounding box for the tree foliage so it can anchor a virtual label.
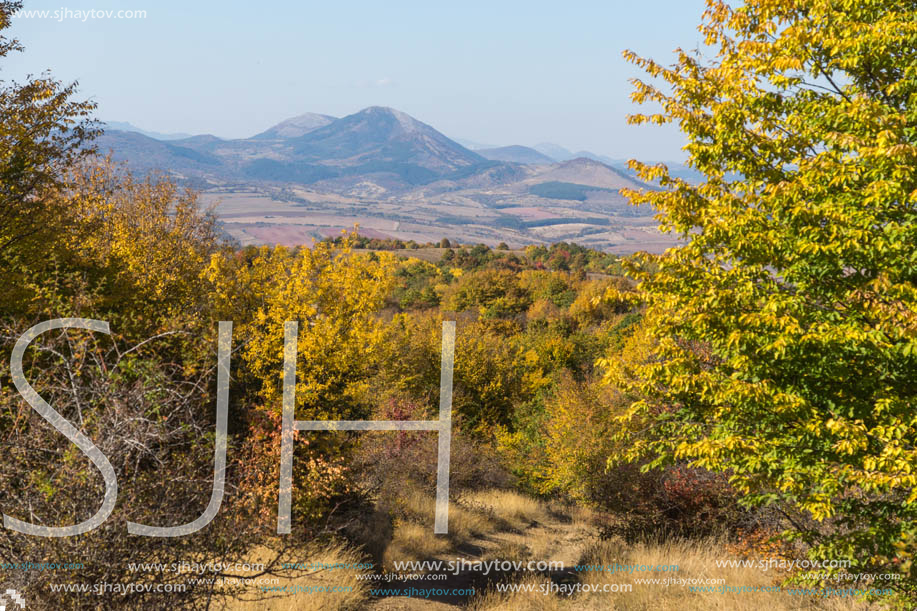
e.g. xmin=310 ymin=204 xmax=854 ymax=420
xmin=0 ymin=2 xmax=98 ymax=262
xmin=604 ymin=0 xmax=917 ymax=591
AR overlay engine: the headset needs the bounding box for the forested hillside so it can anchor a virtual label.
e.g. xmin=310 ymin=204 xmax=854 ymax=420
xmin=2 ymin=1 xmax=916 ymax=610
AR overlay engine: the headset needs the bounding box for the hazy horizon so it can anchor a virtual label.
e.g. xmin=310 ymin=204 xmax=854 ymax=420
xmin=7 ymin=0 xmax=708 ymax=161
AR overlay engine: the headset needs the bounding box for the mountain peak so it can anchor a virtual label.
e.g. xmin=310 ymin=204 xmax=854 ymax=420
xmin=533 ymin=156 xmax=643 ymax=190
xmin=562 ymin=156 xmax=606 ymax=167
xmin=252 ymin=113 xmax=337 ymax=139
xmin=355 ymin=106 xmax=424 ymax=133
xmin=282 ymin=106 xmax=482 ymax=179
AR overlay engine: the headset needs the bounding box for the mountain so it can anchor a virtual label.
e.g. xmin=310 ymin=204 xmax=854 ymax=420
xmin=533 ymin=142 xmax=573 ymax=161
xmin=529 ymin=157 xmax=642 ymax=190
xmin=453 ymin=137 xmax=497 ymax=150
xmin=290 ymin=107 xmax=483 ymax=170
xmin=235 ymin=106 xmax=487 ymax=186
xmin=533 ymin=143 xmax=630 ymax=169
xmin=538 ymin=146 xmax=626 ymax=168
xmin=98 ymin=106 xmax=491 ymax=189
xmin=533 ymin=142 xmax=704 ymax=184
xmin=100 ymin=120 xmax=699 ymax=187
xmin=251 ymin=113 xmax=336 ymax=139
xmin=96 ymin=108 xmax=662 ymax=197
xmin=570 ymin=150 xmax=622 ymax=166
xmin=103 ymin=121 xmax=193 ymax=141
xmin=95 ymin=130 xmax=224 ymax=172
xmin=477 ymin=145 xmax=555 ymax=165
xmin=93 ymin=109 xmax=672 ymax=253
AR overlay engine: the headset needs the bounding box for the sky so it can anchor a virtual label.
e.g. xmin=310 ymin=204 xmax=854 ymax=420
xmin=5 ymin=0 xmax=709 ymax=161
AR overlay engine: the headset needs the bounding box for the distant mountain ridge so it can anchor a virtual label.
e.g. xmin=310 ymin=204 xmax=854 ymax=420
xmin=102 ymin=121 xmax=193 ymax=141
xmin=93 ymin=107 xmax=672 ymax=252
xmin=527 ymin=157 xmax=641 ymax=190
xmin=533 ymin=142 xmax=702 ymax=184
xmin=95 ymin=106 xmax=657 ymax=195
xmin=97 ymin=106 xmax=492 ymax=189
xmin=477 ymin=145 xmax=554 ymax=165
xmin=103 ymin=113 xmax=697 ymax=183
xmin=251 ymin=113 xmax=336 ymax=139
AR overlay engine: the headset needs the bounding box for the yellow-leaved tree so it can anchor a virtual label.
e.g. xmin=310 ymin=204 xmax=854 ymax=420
xmin=604 ymin=0 xmax=917 ymax=595
xmin=204 ymin=237 xmax=397 ymax=527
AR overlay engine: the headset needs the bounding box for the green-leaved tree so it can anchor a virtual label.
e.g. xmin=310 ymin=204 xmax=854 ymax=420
xmin=603 ymin=0 xmax=917 ymax=592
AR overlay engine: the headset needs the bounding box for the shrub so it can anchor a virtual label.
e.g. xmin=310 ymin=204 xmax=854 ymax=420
xmin=593 ymin=464 xmax=767 ymax=543
xmin=353 ymin=397 xmax=511 ymax=500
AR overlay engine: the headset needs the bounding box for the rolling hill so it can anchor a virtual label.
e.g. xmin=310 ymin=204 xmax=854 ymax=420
xmin=477 ymin=145 xmax=555 ymax=165
xmin=94 ymin=107 xmax=671 ymax=253
xmin=97 ymin=106 xmax=491 ymax=189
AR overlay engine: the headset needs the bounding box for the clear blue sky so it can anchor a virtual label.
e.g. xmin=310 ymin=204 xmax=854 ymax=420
xmin=6 ymin=0 xmax=709 ymax=161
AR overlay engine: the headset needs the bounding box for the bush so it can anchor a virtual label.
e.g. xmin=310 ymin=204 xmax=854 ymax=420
xmin=593 ymin=464 xmax=769 ymax=543
xmin=353 ymin=398 xmax=511 ymax=501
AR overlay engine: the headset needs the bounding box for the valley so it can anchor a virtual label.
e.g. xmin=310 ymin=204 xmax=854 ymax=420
xmin=98 ymin=108 xmax=679 ymax=252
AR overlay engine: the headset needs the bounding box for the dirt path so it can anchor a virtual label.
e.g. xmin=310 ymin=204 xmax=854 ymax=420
xmin=367 ymin=509 xmax=596 ymax=610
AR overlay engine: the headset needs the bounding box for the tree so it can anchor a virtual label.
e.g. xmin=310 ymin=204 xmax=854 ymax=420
xmin=604 ymin=0 xmax=917 ymax=592
xmin=0 ymin=1 xmax=102 ymax=317
xmin=441 ymin=268 xmax=533 ymax=320
xmin=0 ymin=319 xmax=263 ymax=609
xmin=0 ymin=2 xmax=98 ymax=261
xmin=204 ymin=239 xmax=398 ymax=529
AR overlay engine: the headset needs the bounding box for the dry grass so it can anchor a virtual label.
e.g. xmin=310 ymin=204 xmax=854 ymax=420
xmin=471 ymin=537 xmax=883 ymax=611
xmin=450 ymin=504 xmax=500 ymax=541
xmin=382 ymin=521 xmax=452 ymax=567
xmin=398 ymin=488 xmax=498 ymax=540
xmin=469 ymin=574 xmax=564 ymax=611
xmin=398 ymin=487 xmax=436 ymax=520
xmin=580 ymin=537 xmax=882 ymax=610
xmin=381 ymin=487 xmax=537 ymax=569
xmin=566 ymin=503 xmax=595 ymax=528
xmin=481 ymin=541 xmax=532 ymax=565
xmin=216 ymin=540 xmax=371 ymax=611
xmin=460 ymin=489 xmax=548 ymax=529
